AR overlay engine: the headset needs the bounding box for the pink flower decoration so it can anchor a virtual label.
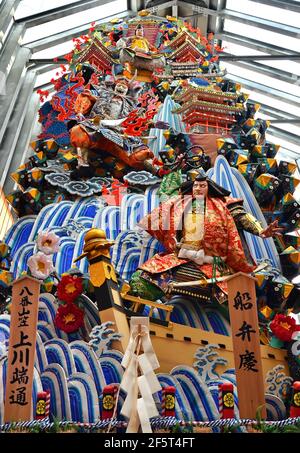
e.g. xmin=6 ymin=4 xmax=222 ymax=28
xmin=27 ymin=252 xmax=54 ymax=280
xmin=37 ymin=231 xmax=60 ymax=255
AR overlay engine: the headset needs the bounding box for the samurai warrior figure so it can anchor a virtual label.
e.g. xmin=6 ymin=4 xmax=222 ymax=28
xmin=130 ymin=171 xmax=282 ymax=303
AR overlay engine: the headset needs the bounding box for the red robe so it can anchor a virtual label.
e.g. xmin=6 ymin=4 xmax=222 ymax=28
xmin=138 ymin=196 xmax=255 ymax=290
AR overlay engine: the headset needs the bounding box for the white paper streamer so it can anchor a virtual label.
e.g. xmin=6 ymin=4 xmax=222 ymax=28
xmin=138 ymin=375 xmax=159 ymax=418
xmin=138 ymin=354 xmax=161 ymax=394
xmin=119 ymin=317 xmax=162 ymax=433
xmin=120 ymin=354 xmax=138 ymax=393
xmin=137 ymin=398 xmax=152 ymax=433
xmin=121 ymin=379 xmax=137 ymax=418
xmin=121 ymin=332 xmax=137 ymax=368
xmin=141 ymin=334 xmax=160 ymax=370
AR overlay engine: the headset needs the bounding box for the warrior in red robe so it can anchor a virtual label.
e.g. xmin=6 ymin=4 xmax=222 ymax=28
xmin=129 ymin=172 xmax=282 ymax=302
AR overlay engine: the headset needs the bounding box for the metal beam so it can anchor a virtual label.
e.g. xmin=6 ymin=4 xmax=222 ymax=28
xmin=4 ymin=90 xmax=40 ymax=194
xmin=216 ymin=31 xmax=299 ymax=57
xmin=32 ymin=81 xmax=55 ymax=92
xmin=257 ymin=106 xmax=300 ymax=124
xmin=0 ymin=70 xmax=37 ymax=189
xmin=29 ymin=58 xmax=72 ymax=65
xmin=225 ymin=74 xmax=300 ymax=108
xmin=0 ymin=0 xmax=21 ymax=49
xmin=0 ymin=0 xmax=297 ymax=186
xmin=275 ymin=147 xmax=300 ymax=162
xmin=162 ymin=3 xmax=300 ymax=41
xmin=207 ymin=0 xmax=226 ymax=34
xmin=179 ymin=0 xmax=208 ymax=9
xmin=258 ymin=103 xmax=299 ymax=121
xmin=15 ymin=0 xmax=119 ymax=28
xmin=179 ymin=0 xmax=208 ymax=6
xmin=24 ymin=10 xmax=134 ymax=53
xmin=220 ymin=58 xmax=300 ymax=85
xmin=128 ymin=0 xmax=146 ymax=11
xmin=266 ymin=127 xmax=300 ymax=148
xmin=0 ymin=24 xmax=25 ymax=79
xmin=145 ymin=0 xmax=176 ymax=7
xmin=222 ymin=9 xmax=300 ymax=38
xmin=270 ymin=118 xmax=300 ymax=124
xmin=146 ymin=0 xmax=177 ymax=14
xmin=28 ymin=63 xmax=62 ymax=76
xmin=0 ymin=47 xmax=31 ymax=146
xmin=247 ymin=0 xmax=300 ymax=14
xmin=219 ymin=54 xmax=300 ymax=61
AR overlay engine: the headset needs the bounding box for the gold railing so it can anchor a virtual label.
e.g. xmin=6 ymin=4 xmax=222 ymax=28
xmin=120 ymin=284 xmax=173 ymax=324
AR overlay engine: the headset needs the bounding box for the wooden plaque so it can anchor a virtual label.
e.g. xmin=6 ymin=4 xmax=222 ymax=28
xmin=4 ymin=276 xmax=40 ymax=422
xmin=226 ymin=272 xmax=266 ymax=419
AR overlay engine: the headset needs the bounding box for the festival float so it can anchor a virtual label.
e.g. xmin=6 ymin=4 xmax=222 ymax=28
xmin=1 ymin=9 xmax=300 ymax=433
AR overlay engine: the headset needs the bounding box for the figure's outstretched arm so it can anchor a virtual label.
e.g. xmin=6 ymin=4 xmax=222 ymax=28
xmin=226 ymin=198 xmax=284 ymax=238
xmin=259 ymin=219 xmax=284 ymax=238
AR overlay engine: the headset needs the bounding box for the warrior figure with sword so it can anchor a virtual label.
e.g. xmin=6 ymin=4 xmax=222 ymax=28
xmin=129 ymin=170 xmax=283 ymax=303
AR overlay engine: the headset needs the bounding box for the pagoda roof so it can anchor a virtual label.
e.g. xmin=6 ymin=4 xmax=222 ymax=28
xmin=168 ymin=40 xmax=205 ymax=62
xmin=183 ymin=112 xmax=237 ymax=126
xmin=154 ymin=69 xmax=223 ymax=79
xmin=168 ymin=30 xmax=201 ymax=50
xmin=170 ymin=61 xmax=199 ymax=67
xmin=174 ymin=86 xmax=239 ymax=103
xmin=78 ymin=36 xmax=112 ymax=57
xmin=173 ymin=100 xmax=244 ymax=115
xmin=77 ymin=39 xmax=116 ymax=69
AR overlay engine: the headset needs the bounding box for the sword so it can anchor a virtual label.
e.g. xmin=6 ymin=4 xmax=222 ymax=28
xmin=166 ymin=263 xmax=268 ymax=290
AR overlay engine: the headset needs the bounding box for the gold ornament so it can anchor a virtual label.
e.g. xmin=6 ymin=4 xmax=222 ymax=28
xmin=223 ymin=392 xmax=234 ymax=408
xmin=103 ymin=394 xmax=115 ymax=410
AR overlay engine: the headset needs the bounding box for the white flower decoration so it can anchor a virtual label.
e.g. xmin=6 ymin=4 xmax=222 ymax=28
xmin=27 ymin=252 xmax=54 ymax=280
xmin=37 ymin=230 xmax=60 ymax=255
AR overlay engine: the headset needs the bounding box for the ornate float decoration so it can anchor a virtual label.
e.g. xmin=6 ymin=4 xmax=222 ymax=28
xmin=1 ymin=9 xmax=300 ymax=430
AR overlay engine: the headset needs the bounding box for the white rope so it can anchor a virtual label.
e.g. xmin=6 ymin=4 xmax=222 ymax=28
xmin=1 ymin=416 xmax=300 ymax=432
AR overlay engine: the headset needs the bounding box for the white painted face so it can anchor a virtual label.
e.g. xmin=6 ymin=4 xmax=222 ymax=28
xmin=135 ymin=28 xmax=144 ymax=37
xmin=192 ymin=180 xmax=208 ymax=198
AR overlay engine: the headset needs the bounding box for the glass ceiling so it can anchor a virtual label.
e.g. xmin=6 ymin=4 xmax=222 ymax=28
xmin=32 ymin=40 xmax=76 ymax=59
xmin=223 ymin=19 xmax=300 ymax=52
xmin=221 ymin=62 xmax=300 ymax=98
xmin=221 ymin=40 xmax=300 ymax=76
xmin=226 ymin=0 xmax=300 ymax=28
xmin=15 ymin=0 xmax=82 ymax=19
xmin=221 ymin=0 xmax=300 ymax=161
xmin=22 ymin=0 xmax=128 ymax=44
